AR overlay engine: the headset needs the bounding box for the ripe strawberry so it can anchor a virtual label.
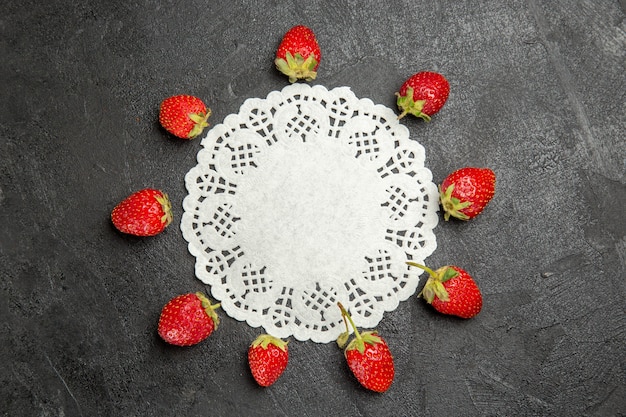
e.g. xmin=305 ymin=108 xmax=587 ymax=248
xmin=336 ymin=303 xmax=394 ymax=393
xmin=159 ymin=95 xmax=211 ymax=139
xmin=396 ymin=71 xmax=450 ymax=121
xmin=157 ymin=292 xmax=220 ymax=346
xmin=275 ymin=25 xmax=321 ymax=83
xmin=439 ymin=167 xmax=496 ymax=221
xmin=407 ymin=262 xmax=482 ymax=319
xmin=111 ymin=188 xmax=173 ymax=236
xmin=248 ymin=334 xmax=289 ymax=387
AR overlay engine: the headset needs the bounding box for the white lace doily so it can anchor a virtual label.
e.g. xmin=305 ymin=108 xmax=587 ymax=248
xmin=181 ymin=84 xmax=439 ymax=343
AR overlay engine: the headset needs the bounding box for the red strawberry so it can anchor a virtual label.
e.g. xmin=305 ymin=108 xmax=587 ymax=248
xmin=440 ymin=167 xmax=496 ymax=221
xmin=407 ymin=262 xmax=482 ymax=319
xmin=275 ymin=25 xmax=321 ymax=83
xmin=336 ymin=303 xmax=394 ymax=393
xmin=248 ymin=334 xmax=289 ymax=387
xmin=111 ymin=188 xmax=173 ymax=236
xmin=396 ymin=71 xmax=450 ymax=121
xmin=159 ymin=95 xmax=211 ymax=139
xmin=157 ymin=292 xmax=220 ymax=346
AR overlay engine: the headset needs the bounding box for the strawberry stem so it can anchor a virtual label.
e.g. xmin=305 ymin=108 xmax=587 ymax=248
xmin=406 ymin=261 xmax=436 ymax=277
xmin=338 ymin=302 xmax=362 ymax=341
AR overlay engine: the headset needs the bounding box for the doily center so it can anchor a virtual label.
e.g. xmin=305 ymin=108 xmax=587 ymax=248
xmin=233 ymin=139 xmax=387 ymax=285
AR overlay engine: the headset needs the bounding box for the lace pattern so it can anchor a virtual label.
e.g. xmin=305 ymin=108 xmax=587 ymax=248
xmin=181 ymin=84 xmax=439 ymax=343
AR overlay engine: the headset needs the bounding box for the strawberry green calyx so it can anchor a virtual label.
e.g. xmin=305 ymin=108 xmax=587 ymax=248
xmin=155 ymin=193 xmax=174 ymax=226
xmin=187 ymin=109 xmax=211 ymax=139
xmin=406 ymin=262 xmax=458 ymax=304
xmin=337 ymin=302 xmax=382 ymax=354
xmin=396 ymin=87 xmax=430 ymax=121
xmin=250 ymin=334 xmax=289 ymax=351
xmin=195 ymin=292 xmax=221 ymax=330
xmin=347 ymin=331 xmax=383 ymax=355
xmin=275 ymin=52 xmax=318 ymax=83
xmin=439 ymin=183 xmax=472 ymax=221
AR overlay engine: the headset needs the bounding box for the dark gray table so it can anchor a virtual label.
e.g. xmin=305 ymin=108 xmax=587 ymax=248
xmin=2 ymin=1 xmax=625 ymax=416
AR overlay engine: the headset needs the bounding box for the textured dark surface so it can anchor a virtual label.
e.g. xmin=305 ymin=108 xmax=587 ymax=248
xmin=2 ymin=1 xmax=625 ymax=416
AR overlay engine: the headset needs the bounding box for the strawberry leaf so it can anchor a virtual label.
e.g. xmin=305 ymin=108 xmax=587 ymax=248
xmin=347 ymin=337 xmax=366 ymax=354
xmin=196 ymin=292 xmax=221 ymax=330
xmin=361 ymin=331 xmax=382 ymax=346
xmin=432 ymin=280 xmax=449 ymax=302
xmin=187 ymin=110 xmax=211 ymax=139
xmin=419 ymin=277 xmax=449 ymax=303
xmin=154 ymin=193 xmax=173 ymax=226
xmin=396 ymin=87 xmax=430 ymax=121
xmin=439 ymin=266 xmax=459 ymax=283
xmin=337 ymin=331 xmax=350 ymax=349
xmin=251 ymin=334 xmax=288 ymax=351
xmin=275 ymin=52 xmax=318 ymax=83
xmin=420 ymin=282 xmax=436 ymax=303
xmin=439 ymin=184 xmax=472 ymax=221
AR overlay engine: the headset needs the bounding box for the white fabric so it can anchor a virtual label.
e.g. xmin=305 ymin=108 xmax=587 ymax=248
xmin=181 ymin=84 xmax=439 ymax=343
